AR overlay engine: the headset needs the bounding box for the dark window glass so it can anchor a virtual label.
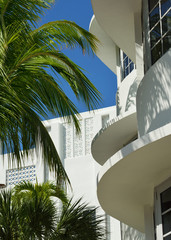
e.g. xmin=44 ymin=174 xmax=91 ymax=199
xmin=163 ymin=32 xmax=171 ymax=53
xmin=161 ymin=187 xmax=171 ymax=212
xmin=123 ymin=52 xmax=127 ymax=59
xmin=149 ymin=5 xmax=160 ymax=28
xmin=124 ymin=68 xmax=129 ymax=78
xmin=164 ymin=235 xmax=171 ymax=240
xmin=162 ymin=10 xmax=171 ymax=34
xmin=150 ymin=23 xmax=161 ymax=47
xmin=124 ymin=57 xmax=128 ymax=69
xmin=162 ymin=210 xmax=171 ymax=235
xmin=151 ymin=41 xmax=162 ymax=64
xmin=149 ymin=0 xmax=159 ymax=11
xmin=161 ymin=0 xmax=171 ymax=16
xmin=130 ymin=62 xmax=134 ymax=72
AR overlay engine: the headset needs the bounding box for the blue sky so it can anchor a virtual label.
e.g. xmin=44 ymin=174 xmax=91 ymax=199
xmin=40 ymin=0 xmax=117 ymax=115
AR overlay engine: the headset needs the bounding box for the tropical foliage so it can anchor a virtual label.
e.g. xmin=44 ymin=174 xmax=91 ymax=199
xmin=0 ymin=181 xmax=105 ymax=239
xmin=0 ymin=0 xmax=100 ymax=184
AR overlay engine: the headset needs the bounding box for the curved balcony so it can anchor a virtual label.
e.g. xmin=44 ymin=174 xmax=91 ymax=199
xmin=91 ymin=110 xmax=137 ymax=165
xmin=89 ymin=15 xmax=117 ymax=74
xmin=91 ymin=0 xmax=142 ymax=62
xmin=97 ymin=123 xmax=171 ymax=232
xmin=137 ymin=49 xmax=171 ymax=137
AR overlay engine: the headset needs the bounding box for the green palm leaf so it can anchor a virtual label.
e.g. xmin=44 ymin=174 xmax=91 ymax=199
xmin=0 ymin=0 xmax=101 ymax=184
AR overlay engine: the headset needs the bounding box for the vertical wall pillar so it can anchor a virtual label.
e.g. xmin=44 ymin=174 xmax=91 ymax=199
xmin=143 ymin=0 xmax=151 ymax=71
xmin=46 ymin=122 xmax=64 ymax=182
xmin=144 ymin=205 xmax=155 ymax=240
xmin=134 ymin=12 xmax=144 ymax=83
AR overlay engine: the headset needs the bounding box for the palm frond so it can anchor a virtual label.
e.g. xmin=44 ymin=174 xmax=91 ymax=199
xmin=55 ymin=198 xmax=106 ymax=240
xmin=0 ymin=0 xmax=102 ymax=184
xmin=32 ymin=20 xmax=100 ymax=53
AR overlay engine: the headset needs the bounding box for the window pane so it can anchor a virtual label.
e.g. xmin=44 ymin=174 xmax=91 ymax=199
xmin=124 ymin=68 xmax=129 ymax=78
xmin=162 ymin=10 xmax=171 ymax=35
xmin=151 ymin=41 xmax=162 ymax=64
xmin=162 ymin=210 xmax=171 ymax=235
xmin=150 ymin=23 xmax=161 ymax=47
xmin=124 ymin=57 xmax=128 ymax=69
xmin=123 ymin=52 xmax=127 ymax=59
xmin=149 ymin=0 xmax=159 ymax=12
xmin=163 ymin=32 xmax=171 ymax=53
xmin=164 ymin=235 xmax=171 ymax=240
xmin=149 ymin=5 xmax=160 ymax=28
xmin=164 ymin=234 xmax=171 ymax=240
xmin=161 ymin=187 xmax=171 ymax=212
xmin=130 ymin=62 xmax=134 ymax=72
xmin=161 ymin=0 xmax=171 ymax=16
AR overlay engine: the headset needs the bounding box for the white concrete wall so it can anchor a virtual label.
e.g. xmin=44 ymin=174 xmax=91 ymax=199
xmin=0 ymin=106 xmax=122 ymax=240
xmin=116 ymin=69 xmax=137 ymax=115
xmin=137 ymin=50 xmax=171 ymax=137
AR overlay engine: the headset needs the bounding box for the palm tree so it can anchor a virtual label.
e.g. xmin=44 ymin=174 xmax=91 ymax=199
xmin=0 ymin=182 xmax=105 ymax=240
xmin=0 ymin=0 xmax=101 ymax=184
xmin=0 ymin=190 xmax=20 ymax=239
xmin=53 ymin=199 xmax=105 ymax=240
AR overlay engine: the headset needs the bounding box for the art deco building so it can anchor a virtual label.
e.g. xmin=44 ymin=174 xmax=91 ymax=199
xmin=0 ymin=107 xmax=119 ymax=239
xmin=90 ymin=0 xmax=171 ymax=240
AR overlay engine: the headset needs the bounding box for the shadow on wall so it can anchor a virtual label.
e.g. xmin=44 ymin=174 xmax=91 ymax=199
xmin=116 ymin=71 xmax=138 ymax=116
xmin=125 ymin=77 xmax=141 ymax=113
xmin=121 ymin=223 xmax=145 ymax=240
xmin=137 ymin=50 xmax=171 ymax=136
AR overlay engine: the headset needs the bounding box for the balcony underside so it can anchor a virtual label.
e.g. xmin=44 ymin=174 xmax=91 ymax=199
xmin=97 ymin=123 xmax=171 ymax=232
xmin=91 ymin=0 xmax=142 ymax=62
xmin=91 ymin=111 xmax=137 ymax=165
xmin=89 ymin=15 xmax=117 ymax=74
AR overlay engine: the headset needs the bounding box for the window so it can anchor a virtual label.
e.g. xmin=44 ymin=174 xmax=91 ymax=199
xmin=148 ymin=0 xmax=171 ymax=65
xmin=6 ymin=165 xmax=36 ymax=186
xmin=120 ymin=51 xmax=135 ymax=80
xmin=155 ymin=178 xmax=171 ymax=240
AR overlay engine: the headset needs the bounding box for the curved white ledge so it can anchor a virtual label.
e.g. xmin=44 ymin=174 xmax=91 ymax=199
xmin=91 ymin=0 xmax=142 ymax=62
xmin=89 ymin=15 xmax=117 ymax=74
xmin=91 ymin=111 xmax=137 ymax=165
xmin=97 ymin=123 xmax=171 ymax=232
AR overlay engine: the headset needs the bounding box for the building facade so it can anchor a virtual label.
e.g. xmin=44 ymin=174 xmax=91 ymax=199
xmin=0 ymin=106 xmax=122 ymax=239
xmin=89 ymin=0 xmax=171 ymax=240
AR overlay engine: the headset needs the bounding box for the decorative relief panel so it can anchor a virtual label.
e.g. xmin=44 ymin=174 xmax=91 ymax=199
xmin=73 ymin=120 xmax=83 ymax=157
xmin=63 ymin=123 xmax=72 ymax=159
xmin=85 ymin=117 xmax=94 ymax=155
xmin=6 ymin=165 xmax=36 ymax=186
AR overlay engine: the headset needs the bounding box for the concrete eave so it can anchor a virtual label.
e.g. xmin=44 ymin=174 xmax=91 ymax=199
xmin=91 ymin=111 xmax=137 ymax=165
xmin=91 ymin=0 xmax=142 ymax=62
xmin=97 ymin=123 xmax=171 ymax=232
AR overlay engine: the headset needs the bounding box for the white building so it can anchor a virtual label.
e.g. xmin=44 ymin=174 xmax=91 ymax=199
xmin=89 ymin=0 xmax=171 ymax=240
xmin=0 ymin=106 xmax=121 ymax=239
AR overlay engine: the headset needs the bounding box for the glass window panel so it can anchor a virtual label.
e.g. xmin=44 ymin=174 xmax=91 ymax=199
xmin=164 ymin=234 xmax=171 ymax=240
xmin=162 ymin=210 xmax=171 ymax=235
xmin=161 ymin=187 xmax=171 ymax=212
xmin=150 ymin=23 xmax=161 ymax=47
xmin=149 ymin=5 xmax=160 ymax=28
xmin=162 ymin=10 xmax=171 ymax=35
xmin=149 ymin=0 xmax=159 ymax=12
xmin=130 ymin=62 xmax=134 ymax=72
xmin=123 ymin=52 xmax=127 ymax=59
xmin=161 ymin=0 xmax=171 ymax=16
xmin=124 ymin=57 xmax=128 ymax=69
xmin=163 ymin=32 xmax=171 ymax=53
xmin=124 ymin=68 xmax=129 ymax=78
xmin=151 ymin=41 xmax=162 ymax=64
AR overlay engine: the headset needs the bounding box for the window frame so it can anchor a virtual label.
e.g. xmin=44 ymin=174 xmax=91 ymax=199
xmin=154 ymin=177 xmax=171 ymax=240
xmin=148 ymin=0 xmax=171 ymax=65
